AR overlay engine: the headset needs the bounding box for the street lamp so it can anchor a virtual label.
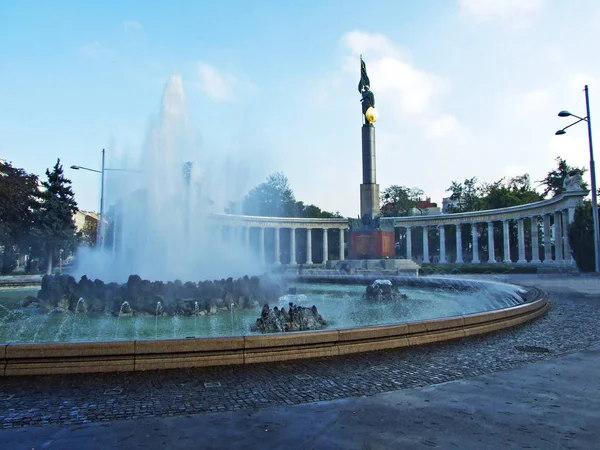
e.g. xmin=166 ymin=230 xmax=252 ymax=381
xmin=556 ymin=85 xmax=599 ymax=273
xmin=71 ymin=150 xmax=140 ymax=249
xmin=72 ymin=149 xmax=106 ymax=247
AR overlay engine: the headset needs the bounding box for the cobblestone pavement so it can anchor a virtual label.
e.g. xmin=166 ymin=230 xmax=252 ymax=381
xmin=0 ymin=278 xmax=599 ymax=430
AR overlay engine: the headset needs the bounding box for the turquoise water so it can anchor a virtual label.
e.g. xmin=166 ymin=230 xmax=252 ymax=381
xmin=0 ymin=282 xmax=525 ymax=343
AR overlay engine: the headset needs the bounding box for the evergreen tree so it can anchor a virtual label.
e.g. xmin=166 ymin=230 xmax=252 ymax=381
xmin=538 ymin=157 xmax=588 ymax=198
xmin=33 ymin=159 xmax=79 ymax=274
xmin=568 ymin=201 xmax=595 ymax=272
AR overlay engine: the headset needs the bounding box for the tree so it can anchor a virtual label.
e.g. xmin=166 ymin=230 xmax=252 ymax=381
xmin=243 ymin=172 xmax=296 ymax=217
xmin=380 ymin=185 xmax=424 ymax=217
xmin=33 ymin=159 xmax=79 ymax=274
xmin=78 ymin=219 xmax=98 ymax=247
xmin=446 ymin=177 xmax=479 ymax=213
xmin=568 ymin=201 xmax=595 ymax=272
xmin=538 ymin=157 xmax=588 ymax=198
xmin=243 ymin=172 xmax=342 ymax=219
xmin=479 ymin=174 xmax=542 ymax=210
xmin=0 ymin=161 xmax=40 ymax=273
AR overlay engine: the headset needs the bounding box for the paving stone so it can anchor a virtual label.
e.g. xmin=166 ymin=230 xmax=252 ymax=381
xmin=0 ymin=287 xmax=598 ymax=429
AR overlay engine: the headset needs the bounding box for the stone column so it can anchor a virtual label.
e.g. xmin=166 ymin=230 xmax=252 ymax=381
xmin=503 ymin=220 xmax=511 ymax=263
xmin=259 ymin=227 xmax=265 ymax=263
xmin=422 ymin=226 xmax=430 ymax=263
xmin=306 ymin=228 xmax=313 ymax=264
xmin=530 ymin=217 xmax=541 ymax=264
xmin=339 ymin=228 xmax=345 ymax=260
xmin=543 ymin=214 xmax=552 ymax=263
xmin=471 ymin=223 xmax=480 ymax=263
xmin=274 ymin=227 xmax=281 ymax=264
xmin=322 ymin=229 xmax=329 ymax=263
xmin=487 ymin=221 xmax=495 ymax=263
xmin=562 ymin=209 xmax=572 ymax=264
xmin=455 ymin=224 xmax=464 ymax=263
xmin=290 ymin=228 xmax=297 ymax=265
xmin=554 ymin=212 xmax=563 ymax=263
xmin=406 ymin=226 xmax=412 ymax=260
xmin=517 ymin=218 xmax=527 ymax=263
xmin=439 ymin=225 xmax=447 ymax=263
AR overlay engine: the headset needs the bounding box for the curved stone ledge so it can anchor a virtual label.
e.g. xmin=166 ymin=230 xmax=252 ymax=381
xmin=0 ymin=290 xmax=548 ymax=377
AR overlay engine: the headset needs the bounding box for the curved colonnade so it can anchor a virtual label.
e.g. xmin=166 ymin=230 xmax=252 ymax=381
xmin=212 ymin=189 xmax=587 ymax=267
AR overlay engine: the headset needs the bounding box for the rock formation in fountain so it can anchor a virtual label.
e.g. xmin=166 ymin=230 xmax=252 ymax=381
xmin=36 ymin=274 xmax=284 ymax=316
xmin=251 ymin=303 xmax=327 ymax=333
xmin=363 ymin=279 xmax=408 ymax=302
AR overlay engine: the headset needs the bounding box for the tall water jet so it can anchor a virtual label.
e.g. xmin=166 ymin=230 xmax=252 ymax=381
xmin=75 ymin=74 xmax=261 ymax=283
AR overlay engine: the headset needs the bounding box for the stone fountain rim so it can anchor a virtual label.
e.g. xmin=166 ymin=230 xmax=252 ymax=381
xmin=0 ymin=277 xmax=548 ymax=376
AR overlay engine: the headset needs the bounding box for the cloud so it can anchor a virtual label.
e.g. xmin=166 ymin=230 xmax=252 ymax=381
xmin=123 ymin=20 xmax=143 ymax=33
xmin=569 ymin=73 xmax=596 ymax=92
xmin=458 ymin=0 xmax=545 ymax=28
xmin=425 ymin=114 xmax=470 ymax=144
xmin=81 ymin=41 xmax=111 ymax=59
xmin=515 ymin=89 xmax=551 ymax=117
xmin=341 ymin=31 xmax=449 ymax=117
xmin=194 ymin=62 xmax=255 ymax=102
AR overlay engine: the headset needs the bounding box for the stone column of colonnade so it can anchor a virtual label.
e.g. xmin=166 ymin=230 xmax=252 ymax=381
xmin=231 ymin=208 xmax=576 ymax=267
xmin=428 ymin=212 xmax=572 ymax=266
xmin=305 ymin=229 xmax=313 ymax=264
xmin=234 ymin=226 xmax=340 ymax=265
xmin=471 ymin=223 xmax=480 ymax=263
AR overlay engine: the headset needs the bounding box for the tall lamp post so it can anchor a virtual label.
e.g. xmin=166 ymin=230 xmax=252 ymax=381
xmin=71 ymin=149 xmax=137 ymax=249
xmin=71 ymin=149 xmax=105 ymax=247
xmin=556 ymin=85 xmax=599 ymax=273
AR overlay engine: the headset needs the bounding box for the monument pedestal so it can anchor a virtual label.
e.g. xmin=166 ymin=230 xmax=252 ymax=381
xmin=348 ymin=229 xmax=395 ymax=259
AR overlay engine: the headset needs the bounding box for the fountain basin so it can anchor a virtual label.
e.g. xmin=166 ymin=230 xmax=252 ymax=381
xmin=0 ymin=277 xmax=548 ymax=376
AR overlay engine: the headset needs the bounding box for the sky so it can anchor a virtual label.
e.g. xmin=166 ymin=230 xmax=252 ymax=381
xmin=1 ymin=0 xmax=600 ymax=217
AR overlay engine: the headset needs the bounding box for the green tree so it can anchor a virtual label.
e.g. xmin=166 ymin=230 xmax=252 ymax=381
xmin=380 ymin=185 xmax=424 ymax=217
xmin=78 ymin=219 xmax=98 ymax=247
xmin=243 ymin=172 xmax=296 ymax=217
xmin=479 ymin=174 xmax=542 ymax=210
xmin=0 ymin=161 xmax=40 ymax=274
xmin=33 ymin=159 xmax=79 ymax=274
xmin=568 ymin=201 xmax=595 ymax=272
xmin=243 ymin=172 xmax=341 ymax=219
xmin=538 ymin=157 xmax=588 ymax=198
xmin=446 ymin=177 xmax=479 ymax=213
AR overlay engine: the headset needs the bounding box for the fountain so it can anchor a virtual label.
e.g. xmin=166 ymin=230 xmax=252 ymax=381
xmin=73 ymin=74 xmax=261 ymax=283
xmin=0 ymin=73 xmax=549 ymax=375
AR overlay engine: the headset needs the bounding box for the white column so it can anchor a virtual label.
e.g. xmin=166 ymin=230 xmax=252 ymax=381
xmin=455 ymin=224 xmax=464 ymax=263
xmin=439 ymin=225 xmax=447 ymax=263
xmin=554 ymin=212 xmax=563 ymax=263
xmin=406 ymin=226 xmax=412 ymax=260
xmin=562 ymin=209 xmax=572 ymax=264
xmin=543 ymin=214 xmax=552 ymax=263
xmin=503 ymin=220 xmax=511 ymax=263
xmin=487 ymin=221 xmax=495 ymax=263
xmin=422 ymin=226 xmax=430 ymax=263
xmin=306 ymin=228 xmax=313 ymax=264
xmin=322 ymin=229 xmax=329 ymax=263
xmin=517 ymin=218 xmax=527 ymax=263
xmin=530 ymin=217 xmax=541 ymax=264
xmin=274 ymin=227 xmax=281 ymax=264
xmin=471 ymin=223 xmax=480 ymax=263
xmin=259 ymin=227 xmax=265 ymax=263
xmin=339 ymin=228 xmax=345 ymax=260
xmin=567 ymin=208 xmax=576 ymax=266
xmin=290 ymin=228 xmax=297 ymax=265
xmin=245 ymin=226 xmax=250 ymax=247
